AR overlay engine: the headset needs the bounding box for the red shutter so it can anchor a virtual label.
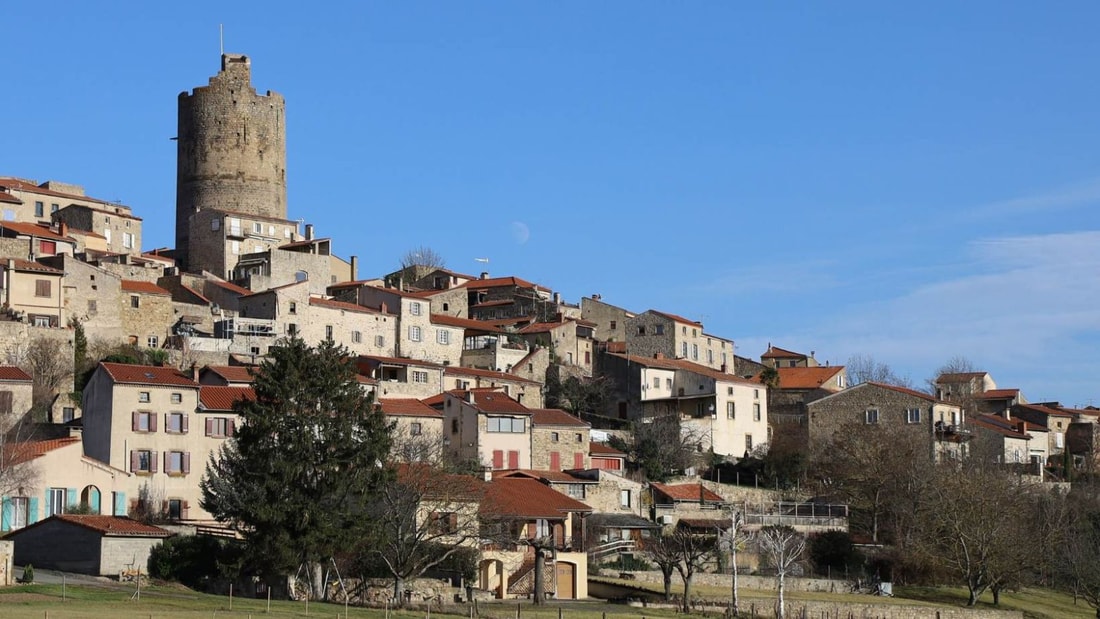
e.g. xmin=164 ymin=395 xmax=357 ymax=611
xmin=183 ymin=452 xmax=191 ymax=474
xmin=574 ymin=452 xmax=584 ymax=469
xmin=492 ymin=450 xmax=504 ymax=469
xmin=205 ymin=418 xmax=214 ymax=436
xmin=508 ymin=450 xmax=519 ymax=469
xmin=150 ymin=451 xmax=158 ymax=473
xmin=550 ymin=452 xmax=561 ymax=471
xmin=149 ymin=414 xmax=158 ymax=432
xmin=182 ymin=414 xmax=189 ymax=434
xmin=132 ymin=411 xmax=139 ymax=432
xmin=130 ymin=450 xmax=139 ymax=472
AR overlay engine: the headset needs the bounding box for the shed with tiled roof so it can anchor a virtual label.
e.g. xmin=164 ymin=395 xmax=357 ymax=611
xmin=4 ymin=514 xmax=172 ymax=576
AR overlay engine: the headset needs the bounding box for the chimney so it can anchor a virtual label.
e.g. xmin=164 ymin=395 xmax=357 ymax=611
xmin=654 ymin=353 xmax=664 ymax=360
xmin=380 ymin=301 xmax=388 ymax=314
xmin=349 ymin=255 xmax=358 ymax=281
xmin=553 ymin=292 xmax=561 ymax=304
xmin=592 ymin=293 xmax=601 ymax=301
xmin=480 ymin=271 xmax=489 ymax=280
xmin=466 ymin=390 xmax=476 ymax=405
xmin=720 ymin=363 xmax=728 ymax=373
xmin=1019 ymin=421 xmax=1028 ymax=435
xmin=190 ymin=363 xmax=199 ymax=383
xmin=305 ymin=224 xmax=314 ymax=241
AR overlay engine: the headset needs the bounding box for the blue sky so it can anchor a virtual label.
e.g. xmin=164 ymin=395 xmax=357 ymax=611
xmin=3 ymin=2 xmax=1099 ymax=405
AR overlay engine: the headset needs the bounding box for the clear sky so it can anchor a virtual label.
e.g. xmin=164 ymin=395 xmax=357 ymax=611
xmin=3 ymin=2 xmax=1099 ymax=405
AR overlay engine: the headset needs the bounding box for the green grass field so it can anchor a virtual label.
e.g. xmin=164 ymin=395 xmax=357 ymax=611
xmin=0 ymin=578 xmax=1095 ymax=619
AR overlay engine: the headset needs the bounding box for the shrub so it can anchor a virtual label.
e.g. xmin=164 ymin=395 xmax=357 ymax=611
xmin=808 ymin=530 xmax=864 ymax=576
xmin=148 ymin=535 xmax=243 ymax=590
xmin=20 ymin=564 xmax=33 ymax=584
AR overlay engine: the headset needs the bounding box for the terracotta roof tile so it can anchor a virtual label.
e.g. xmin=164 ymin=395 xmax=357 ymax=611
xmin=978 ymin=389 xmax=1021 ymax=400
xmin=239 ymin=279 xmax=309 ymax=298
xmin=0 ymin=221 xmax=74 ymax=242
xmin=47 ymin=514 xmax=171 ymax=537
xmin=7 ymin=437 xmax=81 ymax=465
xmin=309 ymin=297 xmax=381 ymax=315
xmin=481 ymin=478 xmax=592 ymax=519
xmin=0 ymin=177 xmax=123 ymax=210
xmin=608 ymin=353 xmax=757 ymax=386
xmin=199 ymin=386 xmax=255 ymax=411
xmin=590 ymin=442 xmax=626 ymax=457
xmin=377 ymin=398 xmax=443 ymax=418
xmin=471 ymin=299 xmax=515 ymax=308
xmin=6 ymin=259 xmax=63 ymax=275
xmin=209 ymin=279 xmax=252 ymax=296
xmin=430 ymin=314 xmax=504 ymax=332
xmin=971 ymin=414 xmax=1040 ymax=439
xmin=650 ymin=482 xmax=724 ymax=503
xmin=761 ymin=366 xmax=845 ymax=390
xmin=280 ymin=238 xmax=330 ymax=250
xmin=761 ymin=345 xmax=806 ymax=359
xmin=121 ymin=280 xmax=170 ymax=295
xmin=202 ymin=365 xmax=256 ymax=384
xmin=460 ymin=276 xmax=549 ymax=293
xmin=444 ymin=366 xmax=539 ymax=385
xmin=529 ymin=408 xmax=589 ymax=427
xmin=494 ymin=469 xmax=595 ymax=483
xmin=649 ymin=310 xmax=702 ymax=326
xmin=359 ymin=355 xmax=443 ymax=369
xmin=0 ymin=191 xmax=21 ymax=205
xmin=448 ymin=389 xmax=531 ymax=414
xmin=866 ymin=382 xmax=938 ymax=402
xmin=100 ymin=362 xmax=198 ymax=387
xmin=0 ymin=366 xmax=33 ymax=382
xmin=936 ymin=372 xmax=989 ymax=382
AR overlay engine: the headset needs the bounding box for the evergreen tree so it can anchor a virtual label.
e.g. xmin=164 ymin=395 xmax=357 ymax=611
xmin=201 ymin=337 xmax=392 ymax=600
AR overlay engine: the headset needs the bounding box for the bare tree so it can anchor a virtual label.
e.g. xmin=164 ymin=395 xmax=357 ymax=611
xmin=845 ymin=354 xmax=912 ymax=388
xmin=721 ymin=509 xmax=752 ymax=617
xmin=756 ymin=525 xmax=806 ymax=619
xmin=629 ymin=414 xmax=708 ymax=482
xmin=1056 ymin=484 xmax=1100 ymax=617
xmin=641 ymin=532 xmax=680 ymax=602
xmin=0 ymin=414 xmax=40 ymax=505
xmin=672 ymin=526 xmax=719 ymax=612
xmin=399 ymin=245 xmax=446 ymax=270
xmin=926 ymin=355 xmax=978 ymax=395
xmin=7 ymin=337 xmax=72 ymax=420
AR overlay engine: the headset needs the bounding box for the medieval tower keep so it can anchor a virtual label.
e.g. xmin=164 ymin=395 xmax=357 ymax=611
xmin=175 ymin=53 xmax=286 ymax=270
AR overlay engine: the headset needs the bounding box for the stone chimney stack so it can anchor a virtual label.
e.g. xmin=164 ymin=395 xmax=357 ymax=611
xmin=305 ymin=224 xmax=314 ymax=241
xmin=480 ymin=272 xmax=489 ymax=280
xmin=349 ymin=255 xmax=358 ymax=281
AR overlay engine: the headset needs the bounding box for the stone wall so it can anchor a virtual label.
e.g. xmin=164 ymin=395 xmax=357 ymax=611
xmin=580 ymin=295 xmax=634 ymax=343
xmin=119 ymin=290 xmax=174 ymax=348
xmin=0 ymin=539 xmax=12 ymax=585
xmin=532 ymin=423 xmax=590 ymax=471
xmin=101 ymin=536 xmax=166 ymax=576
xmin=805 ymin=384 xmax=938 ymax=452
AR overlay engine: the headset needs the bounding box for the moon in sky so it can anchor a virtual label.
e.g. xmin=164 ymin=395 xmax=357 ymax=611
xmin=510 ymin=221 xmax=530 ymax=245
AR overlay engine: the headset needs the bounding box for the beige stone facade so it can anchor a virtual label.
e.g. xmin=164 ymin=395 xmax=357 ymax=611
xmin=40 ymin=255 xmax=123 ymax=343
xmin=580 ymin=295 xmax=635 ymax=343
xmin=232 ymin=240 xmax=334 ymax=296
xmin=305 ymin=298 xmax=398 ymax=357
xmin=519 ymin=319 xmax=595 ymax=376
xmin=443 ymin=390 xmax=533 ymax=469
xmin=187 ymin=208 xmax=301 ymax=281
xmin=444 ymin=367 xmax=543 ymax=408
xmin=530 ymin=409 xmax=590 ymax=471
xmin=53 ymin=204 xmax=142 ymax=255
xmin=358 ymin=356 xmax=447 ymax=399
xmin=0 ymin=177 xmax=136 ymax=229
xmin=625 ymin=310 xmax=734 ymax=373
xmin=0 ymin=259 xmax=64 ymax=328
xmin=119 ymin=281 xmax=174 ymax=349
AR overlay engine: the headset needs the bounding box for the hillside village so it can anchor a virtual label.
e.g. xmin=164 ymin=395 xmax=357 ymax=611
xmin=1 ymin=52 xmax=1099 ymax=607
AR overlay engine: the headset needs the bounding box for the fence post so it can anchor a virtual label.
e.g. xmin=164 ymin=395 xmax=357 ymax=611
xmin=268 ymin=588 xmax=272 ymax=613
xmin=230 ymin=583 xmax=234 ymax=610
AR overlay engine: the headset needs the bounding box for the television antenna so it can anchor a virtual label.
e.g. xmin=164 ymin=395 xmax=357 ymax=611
xmin=474 ymin=257 xmax=490 ymax=264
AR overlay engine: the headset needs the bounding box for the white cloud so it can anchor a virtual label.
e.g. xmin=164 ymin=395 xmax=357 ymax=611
xmin=968 ymin=178 xmax=1100 ymax=218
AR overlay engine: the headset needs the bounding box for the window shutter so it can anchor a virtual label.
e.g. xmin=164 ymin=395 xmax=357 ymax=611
xmin=1 ymin=497 xmax=11 ymax=531
xmin=574 ymin=452 xmax=584 ymax=469
xmin=0 ymin=391 xmax=12 ymax=415
xmin=183 ymin=452 xmax=191 ymax=474
xmin=205 ymin=418 xmax=214 ymax=436
xmin=550 ymin=452 xmax=560 ymax=471
xmin=182 ymin=414 xmax=189 ymax=434
xmin=66 ymin=488 xmax=77 ymax=511
xmin=150 ymin=451 xmax=158 ymax=473
xmin=114 ymin=492 xmax=126 ymax=516
xmin=28 ymin=497 xmax=39 ymax=523
xmin=132 ymin=411 xmax=139 ymax=432
xmin=130 ymin=450 xmax=139 ymax=472
xmin=44 ymin=492 xmax=52 ymax=518
xmin=449 ymin=513 xmax=458 ymax=530
xmin=228 ymin=420 xmax=236 ymax=437
xmin=164 ymin=452 xmax=170 ymax=473
xmin=492 ymin=450 xmax=504 ymax=469
xmin=508 ymin=450 xmax=520 ymax=469
xmin=149 ymin=414 xmax=158 ymax=432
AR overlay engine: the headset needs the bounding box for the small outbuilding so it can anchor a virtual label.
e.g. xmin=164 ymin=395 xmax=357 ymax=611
xmin=3 ymin=514 xmax=172 ymax=577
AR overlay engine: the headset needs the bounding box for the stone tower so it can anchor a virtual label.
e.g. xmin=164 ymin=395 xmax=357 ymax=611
xmin=176 ymin=53 xmax=286 ymax=270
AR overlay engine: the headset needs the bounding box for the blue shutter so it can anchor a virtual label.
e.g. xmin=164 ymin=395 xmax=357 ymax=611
xmin=114 ymin=492 xmax=126 ymax=516
xmin=90 ymin=489 xmax=101 ymax=514
xmin=44 ymin=490 xmax=52 ymax=517
xmin=66 ymin=488 xmax=78 ymax=512
xmin=1 ymin=497 xmax=11 ymax=532
xmin=28 ymin=497 xmax=39 ymax=524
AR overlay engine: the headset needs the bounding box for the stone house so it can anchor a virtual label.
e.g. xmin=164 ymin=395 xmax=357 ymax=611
xmin=40 ymin=254 xmax=123 ymax=341
xmin=462 ymin=275 xmax=553 ymax=321
xmin=975 ymin=388 xmax=1027 ymax=416
xmin=231 ymin=238 xmax=336 ymax=296
xmin=970 ymin=413 xmax=1049 ymax=468
xmin=649 ymin=482 xmax=726 ymax=527
xmin=81 ymin=363 xmax=245 ymax=521
xmin=397 ymin=267 xmax=478 ymax=293
xmin=355 ymin=285 xmax=464 ymax=366
xmin=0 ymin=177 xmax=134 ymax=228
xmin=0 ymin=221 xmax=77 ymax=260
xmin=934 ymin=371 xmax=997 ymax=402
xmin=186 ymin=207 xmax=301 ymax=281
xmin=509 ymin=347 xmax=551 ymax=387
xmin=306 ymin=297 xmax=398 ymax=357
xmin=0 ymin=437 xmax=131 ymax=532
xmin=0 ymin=258 xmax=65 ymax=328
xmin=377 ymin=398 xmax=446 ymax=463
xmin=93 ymin=252 xmax=170 ymax=283
xmin=589 ymin=442 xmax=627 ymax=473
xmin=452 ymin=316 xmax=531 ymax=372
xmin=529 ymin=408 xmax=590 ymax=471
xmin=5 ymin=514 xmax=171 ymax=576
xmin=442 ymin=389 xmax=534 ymax=470
xmin=518 ymin=318 xmax=596 ymax=376
xmin=414 ymin=286 xmax=469 ymax=317
xmin=53 ymin=203 xmax=142 ymax=255
xmin=760 ymin=345 xmax=820 ymax=369
xmin=805 ymin=382 xmax=966 ymax=461
xmin=238 ymin=279 xmax=310 ymax=338
xmin=602 ymin=352 xmax=769 ymax=458
xmin=201 ymin=277 xmax=253 ymax=315
xmin=444 ymin=366 xmax=543 ymax=408
xmin=357 ymin=355 xmax=446 ymax=399
xmin=1009 ymin=403 xmax=1074 ymax=458
xmin=0 ymin=366 xmax=34 ymax=425
xmin=579 ymin=294 xmax=634 ymax=343
xmin=119 ymin=280 xmax=174 ymax=349
xmin=626 ymin=310 xmax=735 ymax=373
xmin=762 ymin=365 xmax=849 ymax=441
xmin=199 ymin=364 xmax=257 ymax=387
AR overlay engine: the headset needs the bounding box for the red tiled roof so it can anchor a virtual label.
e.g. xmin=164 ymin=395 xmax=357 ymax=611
xmin=650 ymin=310 xmax=702 ymax=327
xmin=445 ymin=366 xmax=539 ymax=385
xmin=978 ymin=389 xmax=1021 ymax=400
xmin=430 ymin=314 xmax=504 ymax=332
xmin=0 ymin=177 xmax=125 ymax=211
xmin=971 ymin=414 xmax=1037 ymax=440
xmin=605 ymin=341 xmax=627 ymax=353
xmin=936 ymin=372 xmax=989 ymax=382
xmin=99 ymin=362 xmax=198 ymax=387
xmin=309 ymin=297 xmax=381 ymax=315
xmin=46 ymin=514 xmax=172 ymax=537
xmin=530 ymin=408 xmax=589 ymax=427
xmin=239 ymin=279 xmax=308 ymax=298
xmin=6 ymin=259 xmax=63 ymax=275
xmin=448 ymin=389 xmax=531 ymax=414
xmin=121 ymin=280 xmax=170 ymax=296
xmin=608 ymin=353 xmax=758 ymax=386
xmin=199 ymin=386 xmax=255 ymax=411
xmin=0 ymin=191 xmax=21 ymax=204
xmin=650 ymin=482 xmax=724 ymax=503
xmin=481 ymin=478 xmax=592 ymax=519
xmin=866 ymin=382 xmax=939 ymax=402
xmin=180 ymin=285 xmax=210 ymax=304
xmin=494 ymin=469 xmax=596 ymax=484
xmin=1014 ymin=403 xmax=1074 ymax=419
xmin=763 ymin=366 xmax=844 ymax=390
xmin=141 ymin=250 xmax=176 ymax=265
xmin=460 ymin=276 xmax=549 ymax=293
xmin=208 ymin=279 xmax=252 ymax=296
xmin=590 ymin=442 xmax=626 ymax=457
xmin=202 ymin=365 xmax=256 ymax=384
xmin=378 ymin=398 xmax=443 ymax=418
xmin=395 ymin=463 xmax=486 ymax=500
xmin=518 ymin=321 xmax=570 ymax=335
xmin=761 ymin=345 xmax=806 ymax=359
xmin=0 ymin=366 xmax=32 ymax=382
xmin=0 ymin=221 xmax=74 ymax=242
xmin=7 ymin=437 xmax=81 ymax=465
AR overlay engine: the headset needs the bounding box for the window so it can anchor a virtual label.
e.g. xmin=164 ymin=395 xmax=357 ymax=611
xmin=666 ymin=378 xmax=672 ymax=389
xmin=442 ymin=302 xmax=450 ymax=311
xmin=707 ymin=350 xmax=713 ymax=364
xmin=351 ymin=330 xmax=362 ymax=344
xmin=451 ymin=419 xmax=459 ymax=434
xmin=131 ymin=449 xmax=156 ymax=474
xmin=287 ymin=323 xmax=298 ymax=336
xmin=410 ymin=422 xmax=422 ymax=436
xmin=636 ymin=325 xmax=646 ymax=336
xmin=692 ymin=328 xmax=698 ymax=337
xmin=429 ymin=511 xmax=458 ymax=534
xmin=653 ymin=377 xmax=660 ymax=389
xmin=132 ymin=411 xmax=156 ymax=432
xmin=550 ymin=451 xmax=561 ymax=470
xmin=487 ymin=417 xmax=526 ymax=433
xmin=566 ymin=484 xmax=585 ymax=499
xmin=375 ymin=335 xmax=385 ymax=347
xmin=231 ymin=240 xmax=240 ymax=255
xmin=437 ymin=329 xmax=450 ymax=345
xmin=51 ymin=203 xmax=59 ymax=213
xmin=692 ymin=344 xmax=699 ymax=360
xmin=168 ymin=499 xmax=183 ymax=520
xmin=610 ymin=320 xmax=617 ymax=330
xmin=148 ymin=336 xmax=159 ymax=348
xmin=865 ymin=408 xmax=880 ymax=424
xmin=289 ymin=301 xmax=297 ymax=314
xmin=620 ymin=489 xmax=632 ymax=508
xmin=35 ymin=201 xmax=44 ymax=217
xmin=205 ymin=417 xmax=235 ymax=438
xmin=325 ymin=325 xmax=334 ymax=340
xmin=48 ymin=488 xmax=65 ymax=516
xmin=728 ymin=387 xmax=734 ymax=396
xmin=655 ymin=324 xmax=665 ymax=335
xmin=745 ymin=434 xmax=753 ymax=451
xmin=681 ymin=342 xmax=688 ymax=357
xmin=62 ymin=407 xmax=75 ymax=422
xmin=409 ymin=326 xmax=422 ymax=342
xmin=551 ymin=432 xmax=560 ymax=442
xmin=576 ymin=433 xmax=583 ymax=442
xmin=211 ymin=218 xmax=220 ymax=231
xmin=754 ymin=389 xmax=759 ymax=399
xmin=166 ymin=412 xmax=188 ymax=434
xmin=753 ymin=403 xmax=761 ymax=421
xmin=165 ymin=451 xmax=190 ymax=475
xmin=727 ymin=402 xmax=736 ymax=419
xmin=410 ymin=370 xmax=429 ymax=383
xmin=35 ymin=279 xmax=51 ymax=297
xmin=123 ymin=233 xmax=134 ymax=249
xmin=39 ymin=240 xmax=56 ymax=255
xmin=130 ymin=295 xmax=140 ymax=308
xmin=9 ymin=496 xmax=28 ymax=529
xmin=87 ymin=299 xmax=97 ymax=314
xmin=410 ymin=302 xmax=422 ymax=316
xmin=907 ymin=408 xmax=922 ymax=424
xmin=253 ymin=222 xmax=263 ymax=234
xmin=139 ymin=391 xmax=151 ymax=403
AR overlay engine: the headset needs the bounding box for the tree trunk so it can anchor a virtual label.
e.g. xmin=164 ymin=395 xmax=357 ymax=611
xmin=731 ymin=548 xmax=740 ymax=618
xmin=393 ymin=576 xmax=405 ymax=606
xmin=662 ymin=568 xmax=673 ymax=601
xmin=776 ymin=573 xmax=786 ymax=619
xmin=681 ymin=573 xmax=693 ymax=613
xmin=311 ymin=561 xmax=325 ymax=601
xmin=533 ymin=548 xmax=545 ymax=605
xmin=992 ymin=584 xmax=1001 ymax=606
xmin=967 ymin=587 xmax=979 ymax=607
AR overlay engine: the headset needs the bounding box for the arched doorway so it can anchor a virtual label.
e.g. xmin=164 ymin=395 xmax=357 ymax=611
xmin=478 ymin=558 xmax=507 ymax=599
xmin=80 ymin=485 xmax=101 ymax=514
